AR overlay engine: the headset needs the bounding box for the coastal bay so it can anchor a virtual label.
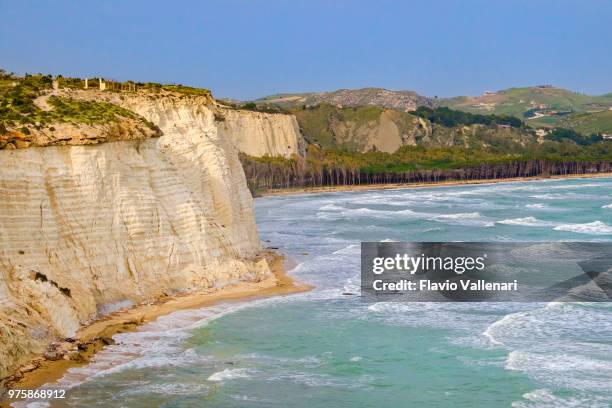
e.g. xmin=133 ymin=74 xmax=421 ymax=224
xmin=10 ymin=176 xmax=610 ymax=408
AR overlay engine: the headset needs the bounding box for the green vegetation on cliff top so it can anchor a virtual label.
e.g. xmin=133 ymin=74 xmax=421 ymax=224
xmin=0 ymin=71 xmax=169 ymax=131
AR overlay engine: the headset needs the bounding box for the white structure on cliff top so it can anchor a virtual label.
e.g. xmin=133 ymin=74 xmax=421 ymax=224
xmin=84 ymin=78 xmax=106 ymax=90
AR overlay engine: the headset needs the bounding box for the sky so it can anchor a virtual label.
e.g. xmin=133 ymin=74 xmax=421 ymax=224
xmin=1 ymin=0 xmax=611 ymax=100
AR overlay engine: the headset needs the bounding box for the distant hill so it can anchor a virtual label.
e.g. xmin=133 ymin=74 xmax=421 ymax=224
xmin=291 ymin=104 xmax=534 ymax=153
xmin=558 ymin=109 xmax=612 ymax=135
xmin=255 ymin=85 xmax=612 ymax=134
xmin=440 ymin=86 xmax=612 ymax=127
xmin=256 ymin=87 xmax=436 ymax=111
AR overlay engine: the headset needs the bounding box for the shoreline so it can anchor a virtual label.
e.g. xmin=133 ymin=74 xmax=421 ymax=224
xmin=256 ymin=172 xmax=612 ymax=197
xmin=1 ymin=250 xmax=311 ymax=406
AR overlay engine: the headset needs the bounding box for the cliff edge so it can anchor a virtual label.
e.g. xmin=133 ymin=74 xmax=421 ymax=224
xmin=0 ymin=90 xmax=281 ymax=381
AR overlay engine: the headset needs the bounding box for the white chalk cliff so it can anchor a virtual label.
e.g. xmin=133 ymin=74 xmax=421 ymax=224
xmin=217 ymin=108 xmax=304 ymax=158
xmin=0 ymin=92 xmax=287 ymax=380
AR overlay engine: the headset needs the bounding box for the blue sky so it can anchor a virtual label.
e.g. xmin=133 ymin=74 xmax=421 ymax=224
xmin=1 ymin=0 xmax=611 ymax=100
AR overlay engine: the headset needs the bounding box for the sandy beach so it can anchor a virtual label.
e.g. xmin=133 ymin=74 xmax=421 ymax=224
xmin=257 ymin=172 xmax=612 ymax=197
xmin=1 ymin=250 xmax=311 ymax=406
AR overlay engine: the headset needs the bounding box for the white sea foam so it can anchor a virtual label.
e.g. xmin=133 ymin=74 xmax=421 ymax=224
xmin=553 ymin=221 xmax=612 ymax=235
xmin=505 ymin=350 xmax=612 ymax=391
xmin=266 ymin=371 xmax=373 ymax=389
xmin=316 ymin=205 xmax=494 ymax=226
xmin=530 ymin=193 xmax=595 ymax=200
xmin=207 ymin=368 xmax=252 ymax=382
xmin=512 ymin=388 xmax=610 ymax=408
xmin=482 ymin=312 xmax=520 ymax=346
xmin=24 ymin=299 xmax=265 ymax=398
xmin=483 ymin=302 xmax=612 ymax=398
xmin=497 ymin=217 xmax=557 ymax=227
xmin=431 ymin=212 xmax=494 ymax=227
xmin=120 ymin=382 xmax=212 ymax=396
xmin=602 ymin=203 xmax=612 ymax=209
xmin=525 ymin=203 xmax=547 ymax=209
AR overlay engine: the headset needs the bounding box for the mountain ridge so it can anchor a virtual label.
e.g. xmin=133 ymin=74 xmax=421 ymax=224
xmin=254 ymin=86 xmax=612 ymax=134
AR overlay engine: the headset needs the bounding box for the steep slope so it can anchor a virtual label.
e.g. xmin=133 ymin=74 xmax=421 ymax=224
xmin=293 ymin=104 xmax=534 ymax=153
xmin=0 ymin=92 xmax=271 ymax=380
xmin=216 ymin=108 xmax=305 ymax=158
xmin=257 ymin=87 xmax=435 ymax=111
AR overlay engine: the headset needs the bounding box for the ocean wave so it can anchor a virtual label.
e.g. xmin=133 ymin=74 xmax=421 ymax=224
xmin=317 ymin=206 xmax=409 ymax=219
xmin=483 ymin=302 xmax=612 ymax=398
xmin=497 ymin=217 xmax=558 ymax=227
xmin=422 ymin=227 xmax=446 ymax=233
xmin=240 ymin=352 xmax=323 ymax=368
xmin=331 ymin=244 xmax=360 ymax=255
xmin=525 ymin=203 xmax=547 ymax=210
xmin=505 ymin=350 xmax=612 ymax=392
xmin=431 ymin=212 xmax=494 ymax=227
xmin=120 ymin=382 xmax=212 ymax=396
xmin=483 ymin=303 xmax=612 ymax=349
xmin=482 ymin=313 xmax=517 ymax=346
xmin=352 ymin=193 xmax=495 ymax=208
xmin=553 ymin=221 xmax=612 ymax=235
xmin=316 ymin=205 xmax=494 ymax=226
xmin=27 ymin=300 xmax=263 ymax=395
xmin=207 ymin=368 xmax=252 ymax=382
xmin=266 ymin=371 xmax=374 ymax=389
xmin=318 ymin=203 xmax=346 ymax=211
xmin=530 ymin=193 xmax=595 ymax=200
xmin=603 ymin=203 xmax=612 ymax=209
xmin=512 ymin=388 xmax=610 ymax=408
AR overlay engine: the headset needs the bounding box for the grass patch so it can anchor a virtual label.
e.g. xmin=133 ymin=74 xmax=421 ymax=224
xmin=0 ymin=73 xmax=156 ymax=130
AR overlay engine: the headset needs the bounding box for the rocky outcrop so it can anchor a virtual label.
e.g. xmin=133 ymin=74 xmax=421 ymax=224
xmin=0 ymin=92 xmax=271 ymax=380
xmin=0 ymin=120 xmax=160 ymax=150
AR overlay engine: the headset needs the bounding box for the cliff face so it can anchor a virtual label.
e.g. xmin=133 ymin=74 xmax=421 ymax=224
xmin=0 ymin=94 xmax=270 ymax=380
xmin=216 ymin=108 xmax=305 ymax=158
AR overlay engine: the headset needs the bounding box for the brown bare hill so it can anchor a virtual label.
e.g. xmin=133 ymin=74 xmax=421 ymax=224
xmin=257 ymin=87 xmax=435 ymax=111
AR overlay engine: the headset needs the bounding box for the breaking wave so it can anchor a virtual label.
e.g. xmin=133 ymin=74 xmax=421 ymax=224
xmin=553 ymin=221 xmax=612 ymax=235
xmin=497 ymin=217 xmax=557 ymax=227
xmin=207 ymin=368 xmax=253 ymax=382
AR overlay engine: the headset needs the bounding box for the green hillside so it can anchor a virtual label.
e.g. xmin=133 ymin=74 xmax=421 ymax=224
xmin=291 ymin=104 xmax=534 ymax=154
xmin=441 ymin=86 xmax=612 ymax=128
xmin=257 ymin=86 xmax=612 ymax=133
xmin=559 ymin=110 xmax=612 ymax=135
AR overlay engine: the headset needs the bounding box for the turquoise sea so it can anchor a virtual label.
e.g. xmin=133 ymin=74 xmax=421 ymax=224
xmin=25 ymin=177 xmax=612 ymax=407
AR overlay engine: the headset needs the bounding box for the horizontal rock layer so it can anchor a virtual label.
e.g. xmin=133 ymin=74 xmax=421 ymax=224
xmin=217 ymin=108 xmax=304 ymax=158
xmin=0 ymin=94 xmax=269 ymax=380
